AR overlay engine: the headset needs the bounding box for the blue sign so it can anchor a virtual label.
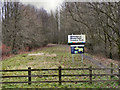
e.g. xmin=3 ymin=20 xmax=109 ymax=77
xmin=71 ymin=46 xmax=84 ymax=54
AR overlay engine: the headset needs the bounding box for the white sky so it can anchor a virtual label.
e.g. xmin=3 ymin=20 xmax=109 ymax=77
xmin=1 ymin=0 xmax=119 ymax=13
xmin=20 ymin=0 xmax=64 ymax=13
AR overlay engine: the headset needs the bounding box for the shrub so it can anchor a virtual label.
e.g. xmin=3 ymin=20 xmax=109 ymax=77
xmin=0 ymin=44 xmax=11 ymax=56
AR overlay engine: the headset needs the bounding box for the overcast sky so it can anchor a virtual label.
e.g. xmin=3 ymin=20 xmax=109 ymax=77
xmin=20 ymin=0 xmax=64 ymax=13
xmin=1 ymin=0 xmax=119 ymax=13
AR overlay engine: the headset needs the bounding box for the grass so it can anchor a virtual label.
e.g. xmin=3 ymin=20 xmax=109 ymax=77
xmin=0 ymin=45 xmax=120 ymax=88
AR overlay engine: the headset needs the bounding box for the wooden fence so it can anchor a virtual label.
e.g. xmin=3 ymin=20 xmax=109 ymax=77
xmin=0 ymin=66 xmax=120 ymax=85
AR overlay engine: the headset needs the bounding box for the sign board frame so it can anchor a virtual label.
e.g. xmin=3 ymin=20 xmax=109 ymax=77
xmin=68 ymin=35 xmax=86 ymax=45
xmin=71 ymin=45 xmax=84 ymax=54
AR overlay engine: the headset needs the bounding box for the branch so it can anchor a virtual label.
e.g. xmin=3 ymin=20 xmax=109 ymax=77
xmin=89 ymin=3 xmax=117 ymax=23
xmin=66 ymin=3 xmax=90 ymax=29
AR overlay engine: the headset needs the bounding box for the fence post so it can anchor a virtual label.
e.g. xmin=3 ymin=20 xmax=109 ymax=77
xmin=111 ymin=63 xmax=114 ymax=79
xmin=28 ymin=67 xmax=31 ymax=85
xmin=59 ymin=66 xmax=62 ymax=85
xmin=119 ymin=65 xmax=120 ymax=86
xmin=89 ymin=66 xmax=92 ymax=84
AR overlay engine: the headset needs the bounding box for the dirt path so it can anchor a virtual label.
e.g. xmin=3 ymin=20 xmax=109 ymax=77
xmin=84 ymin=55 xmax=118 ymax=74
xmin=61 ymin=44 xmax=118 ymax=74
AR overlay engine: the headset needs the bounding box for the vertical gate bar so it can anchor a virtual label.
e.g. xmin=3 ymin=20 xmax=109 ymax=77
xmin=119 ymin=66 xmax=120 ymax=86
xmin=111 ymin=63 xmax=114 ymax=79
xmin=89 ymin=66 xmax=92 ymax=84
xmin=59 ymin=66 xmax=61 ymax=85
xmin=28 ymin=67 xmax=31 ymax=85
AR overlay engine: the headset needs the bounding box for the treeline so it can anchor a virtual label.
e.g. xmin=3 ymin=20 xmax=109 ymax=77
xmin=59 ymin=2 xmax=120 ymax=59
xmin=2 ymin=2 xmax=50 ymax=54
xmin=49 ymin=2 xmax=120 ymax=59
xmin=1 ymin=1 xmax=120 ymax=60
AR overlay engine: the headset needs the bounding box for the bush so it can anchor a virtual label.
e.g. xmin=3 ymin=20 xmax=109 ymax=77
xmin=0 ymin=44 xmax=11 ymax=56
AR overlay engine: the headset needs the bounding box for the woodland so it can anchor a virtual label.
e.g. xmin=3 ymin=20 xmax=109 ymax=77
xmin=1 ymin=1 xmax=120 ymax=60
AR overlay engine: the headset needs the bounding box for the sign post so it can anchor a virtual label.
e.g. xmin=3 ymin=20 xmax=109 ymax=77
xmin=68 ymin=34 xmax=86 ymax=64
xmin=81 ymin=53 xmax=83 ymax=63
xmin=72 ymin=54 xmax=74 ymax=63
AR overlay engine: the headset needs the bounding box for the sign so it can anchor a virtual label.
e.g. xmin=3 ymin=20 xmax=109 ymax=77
xmin=68 ymin=34 xmax=86 ymax=63
xmin=68 ymin=35 xmax=86 ymax=45
xmin=71 ymin=45 xmax=84 ymax=54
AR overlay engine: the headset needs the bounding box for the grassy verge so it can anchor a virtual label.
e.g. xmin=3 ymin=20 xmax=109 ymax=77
xmin=1 ymin=45 xmax=120 ymax=88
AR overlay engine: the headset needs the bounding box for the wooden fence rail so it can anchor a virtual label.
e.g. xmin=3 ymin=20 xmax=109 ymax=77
xmin=0 ymin=66 xmax=120 ymax=85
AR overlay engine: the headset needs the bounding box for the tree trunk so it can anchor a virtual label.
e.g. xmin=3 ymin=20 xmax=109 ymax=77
xmin=118 ymin=2 xmax=120 ymax=60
